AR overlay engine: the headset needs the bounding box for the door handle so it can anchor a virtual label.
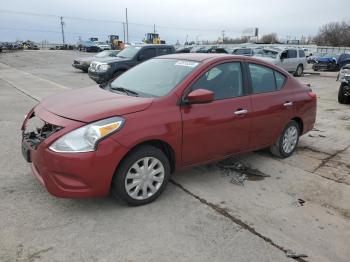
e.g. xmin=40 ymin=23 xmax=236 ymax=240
xmin=283 ymin=101 xmax=293 ymax=107
xmin=234 ymin=109 xmax=248 ymax=115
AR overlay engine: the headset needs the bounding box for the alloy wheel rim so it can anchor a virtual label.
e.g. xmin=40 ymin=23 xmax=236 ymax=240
xmin=282 ymin=126 xmax=298 ymax=154
xmin=125 ymin=157 xmax=165 ymax=200
xmin=298 ymin=66 xmax=303 ymax=75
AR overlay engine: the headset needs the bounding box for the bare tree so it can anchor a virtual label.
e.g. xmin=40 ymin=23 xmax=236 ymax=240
xmin=313 ymin=21 xmax=350 ymax=46
xmin=259 ymin=33 xmax=278 ymax=44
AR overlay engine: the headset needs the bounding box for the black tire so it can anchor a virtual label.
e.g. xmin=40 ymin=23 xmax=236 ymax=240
xmin=338 ymin=83 xmax=350 ymax=104
xmin=294 ymin=64 xmax=304 ymax=77
xmin=270 ymin=120 xmax=300 ymax=158
xmin=111 ymin=145 xmax=171 ymax=206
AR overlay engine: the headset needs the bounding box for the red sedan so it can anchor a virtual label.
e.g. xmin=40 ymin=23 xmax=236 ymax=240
xmin=21 ymin=54 xmax=317 ymax=205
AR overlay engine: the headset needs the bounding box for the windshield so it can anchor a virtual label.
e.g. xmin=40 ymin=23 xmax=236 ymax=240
xmin=110 ymin=58 xmax=200 ymax=97
xmin=254 ymin=49 xmax=279 ymax=59
xmin=117 ymin=46 xmax=141 ymax=59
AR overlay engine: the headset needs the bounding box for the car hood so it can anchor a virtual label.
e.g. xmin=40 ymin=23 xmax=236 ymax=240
xmin=39 ymin=86 xmax=154 ymax=123
xmin=76 ymin=56 xmax=114 ymax=63
xmin=93 ymin=56 xmax=130 ymax=64
xmin=316 ymin=57 xmax=336 ymax=63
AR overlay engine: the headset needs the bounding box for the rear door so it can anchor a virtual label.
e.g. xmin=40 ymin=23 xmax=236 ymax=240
xmin=247 ymin=63 xmax=293 ymax=150
xmin=287 ymin=49 xmax=298 ymax=72
xmin=181 ymin=61 xmax=252 ymax=166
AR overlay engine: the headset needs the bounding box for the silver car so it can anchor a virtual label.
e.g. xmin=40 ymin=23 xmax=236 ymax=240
xmin=253 ymin=47 xmax=307 ymax=77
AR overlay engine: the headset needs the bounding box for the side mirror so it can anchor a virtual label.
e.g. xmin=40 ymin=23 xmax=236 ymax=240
xmin=138 ymin=54 xmax=146 ymax=61
xmin=186 ymin=89 xmax=214 ymax=104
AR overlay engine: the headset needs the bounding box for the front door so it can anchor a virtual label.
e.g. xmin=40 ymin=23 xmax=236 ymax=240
xmin=181 ymin=62 xmax=252 ymax=166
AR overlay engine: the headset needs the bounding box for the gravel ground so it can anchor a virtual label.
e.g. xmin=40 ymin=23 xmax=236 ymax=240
xmin=0 ymin=50 xmax=349 ymax=262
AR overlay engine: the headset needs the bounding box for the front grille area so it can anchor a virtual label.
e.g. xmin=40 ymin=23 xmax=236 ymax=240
xmin=23 ymin=114 xmax=62 ymax=149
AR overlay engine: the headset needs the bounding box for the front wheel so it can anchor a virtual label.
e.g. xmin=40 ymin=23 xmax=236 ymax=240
xmin=294 ymin=64 xmax=304 ymax=77
xmin=270 ymin=121 xmax=300 ymax=158
xmin=338 ymin=83 xmax=350 ymax=104
xmin=111 ymin=145 xmax=171 ymax=206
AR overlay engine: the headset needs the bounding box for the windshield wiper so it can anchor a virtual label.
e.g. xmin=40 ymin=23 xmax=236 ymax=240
xmin=110 ymin=86 xmax=139 ymax=96
xmin=117 ymin=55 xmax=126 ymax=58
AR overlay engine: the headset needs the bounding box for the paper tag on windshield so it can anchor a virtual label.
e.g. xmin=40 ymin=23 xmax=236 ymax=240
xmin=175 ymin=61 xmax=198 ymax=67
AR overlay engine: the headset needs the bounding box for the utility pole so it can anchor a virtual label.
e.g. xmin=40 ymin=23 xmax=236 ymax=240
xmin=122 ymin=22 xmax=126 ymax=43
xmin=60 ymin=16 xmax=65 ymax=44
xmin=222 ymin=30 xmax=225 ymax=44
xmin=125 ymin=8 xmax=129 ymax=44
xmin=154 ymin=24 xmax=156 ymax=34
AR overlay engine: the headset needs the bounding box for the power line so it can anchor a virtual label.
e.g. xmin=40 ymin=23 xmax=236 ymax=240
xmin=0 ymin=9 xmax=244 ymax=34
xmin=0 ymin=27 xmax=143 ymax=39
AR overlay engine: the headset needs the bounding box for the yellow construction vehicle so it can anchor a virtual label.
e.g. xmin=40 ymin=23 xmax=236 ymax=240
xmin=144 ymin=33 xmax=166 ymax=44
xmin=109 ymin=35 xmax=124 ymax=50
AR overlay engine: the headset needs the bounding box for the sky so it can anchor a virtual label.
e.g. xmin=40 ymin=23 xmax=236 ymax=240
xmin=0 ymin=0 xmax=349 ymax=44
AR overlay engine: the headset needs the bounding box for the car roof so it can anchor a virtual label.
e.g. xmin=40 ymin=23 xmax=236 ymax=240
xmin=157 ymin=53 xmax=236 ymax=62
xmin=133 ymin=44 xmax=173 ymax=48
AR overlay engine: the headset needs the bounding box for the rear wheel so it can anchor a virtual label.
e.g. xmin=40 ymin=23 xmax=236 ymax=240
xmin=111 ymin=145 xmax=171 ymax=206
xmin=294 ymin=64 xmax=304 ymax=77
xmin=338 ymin=83 xmax=350 ymax=104
xmin=270 ymin=121 xmax=300 ymax=158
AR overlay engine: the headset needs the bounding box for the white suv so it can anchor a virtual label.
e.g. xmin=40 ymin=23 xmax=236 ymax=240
xmin=253 ymin=47 xmax=307 ymax=77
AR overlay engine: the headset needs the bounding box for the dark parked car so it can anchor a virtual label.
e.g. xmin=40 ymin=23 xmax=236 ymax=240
xmin=22 ymin=54 xmax=317 ymax=206
xmin=313 ymin=53 xmax=350 ymax=71
xmin=175 ymin=46 xmax=193 ymax=53
xmin=190 ymin=46 xmax=228 ymax=54
xmin=88 ymin=44 xmax=175 ymax=84
xmin=338 ymin=64 xmax=350 ymax=104
xmin=72 ymin=50 xmax=120 ymax=72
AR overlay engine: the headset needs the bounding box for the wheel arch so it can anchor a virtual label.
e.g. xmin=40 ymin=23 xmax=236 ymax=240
xmin=291 ymin=117 xmax=304 ymax=135
xmin=117 ymin=139 xmax=176 ymax=174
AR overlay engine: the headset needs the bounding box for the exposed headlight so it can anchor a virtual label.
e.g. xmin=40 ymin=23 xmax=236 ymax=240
xmin=49 ymin=117 xmax=124 ymax=153
xmin=96 ymin=63 xmax=110 ymax=72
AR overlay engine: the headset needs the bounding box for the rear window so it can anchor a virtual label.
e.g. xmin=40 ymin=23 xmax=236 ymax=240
xmin=298 ymin=50 xmax=305 ymax=58
xmin=287 ymin=50 xmax=297 ymax=58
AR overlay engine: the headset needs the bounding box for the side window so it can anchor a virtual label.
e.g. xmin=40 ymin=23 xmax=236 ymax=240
xmin=298 ymin=49 xmax=305 ymax=58
xmin=140 ymin=48 xmax=156 ymax=59
xmin=248 ymin=64 xmax=276 ymax=93
xmin=191 ymin=62 xmax=243 ymax=100
xmin=274 ymin=71 xmax=286 ymax=90
xmin=158 ymin=47 xmax=171 ymax=55
xmin=287 ymin=49 xmax=297 ymax=58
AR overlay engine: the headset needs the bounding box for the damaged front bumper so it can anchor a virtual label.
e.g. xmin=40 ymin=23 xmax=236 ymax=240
xmin=21 ymin=105 xmax=128 ymax=198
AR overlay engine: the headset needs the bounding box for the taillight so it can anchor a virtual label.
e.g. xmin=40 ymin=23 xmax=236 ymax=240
xmin=306 ymin=84 xmax=317 ymax=99
xmin=308 ymin=91 xmax=317 ymax=99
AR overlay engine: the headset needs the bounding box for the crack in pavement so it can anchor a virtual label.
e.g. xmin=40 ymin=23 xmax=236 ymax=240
xmin=170 ymin=179 xmax=308 ymax=262
xmin=312 ymin=145 xmax=350 ymax=173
